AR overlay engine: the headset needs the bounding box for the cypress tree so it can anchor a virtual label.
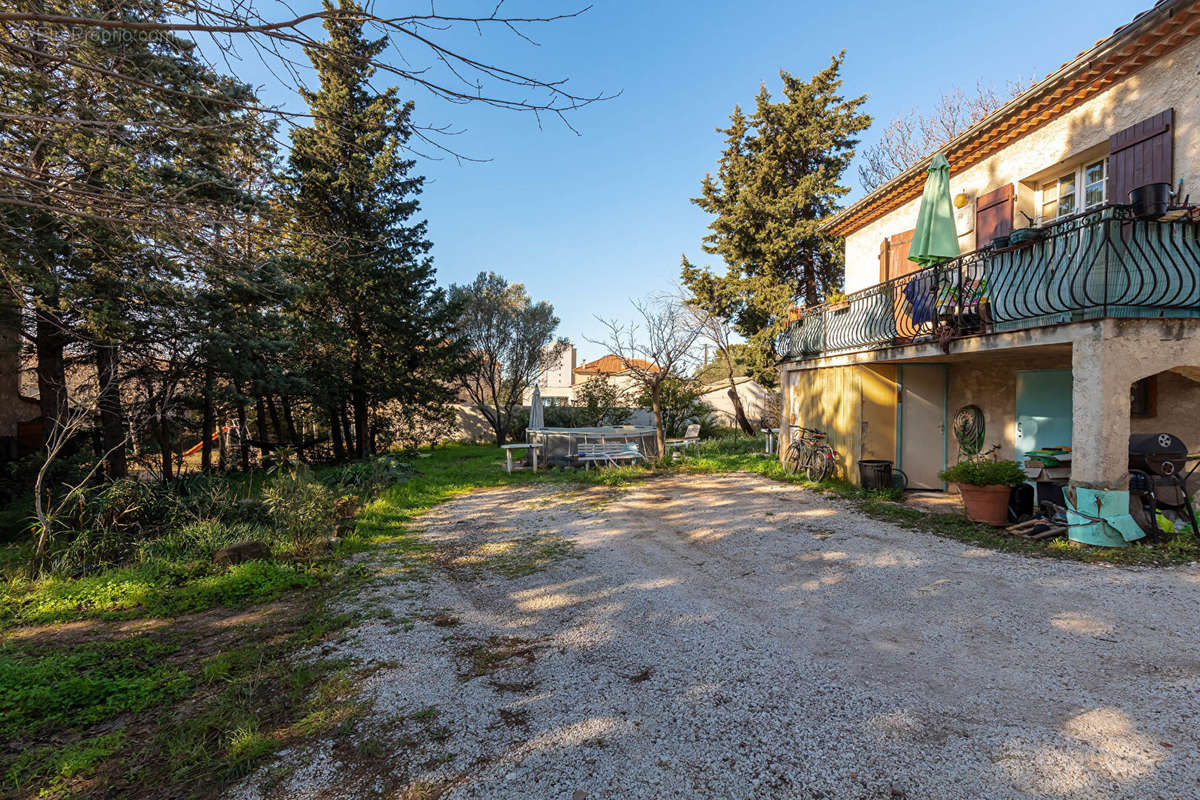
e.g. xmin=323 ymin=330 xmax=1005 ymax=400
xmin=684 ymin=53 xmax=870 ymax=383
xmin=285 ymin=0 xmax=461 ymax=459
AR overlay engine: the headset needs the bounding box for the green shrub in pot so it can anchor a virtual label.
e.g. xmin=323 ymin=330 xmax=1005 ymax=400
xmin=938 ymin=459 xmax=1027 ymax=487
xmin=940 ymin=458 xmax=1028 ymax=525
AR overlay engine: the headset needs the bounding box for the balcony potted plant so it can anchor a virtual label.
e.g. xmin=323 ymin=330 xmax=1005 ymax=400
xmin=939 ymin=458 xmax=1028 ymax=525
xmin=824 ymin=289 xmax=850 ymax=312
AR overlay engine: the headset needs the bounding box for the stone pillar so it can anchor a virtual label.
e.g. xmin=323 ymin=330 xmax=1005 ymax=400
xmin=1071 ymin=327 xmax=1132 ymax=489
xmin=1071 ymin=319 xmax=1200 ymax=489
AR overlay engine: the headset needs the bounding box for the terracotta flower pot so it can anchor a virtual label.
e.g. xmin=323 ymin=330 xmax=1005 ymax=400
xmin=955 ymin=483 xmax=1012 ymax=526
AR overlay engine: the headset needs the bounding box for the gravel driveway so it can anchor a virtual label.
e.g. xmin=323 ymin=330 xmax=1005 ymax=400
xmin=232 ymin=473 xmax=1200 ymax=800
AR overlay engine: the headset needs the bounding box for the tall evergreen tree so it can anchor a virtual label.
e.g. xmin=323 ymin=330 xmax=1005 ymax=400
xmin=0 ymin=0 xmax=273 ymax=466
xmin=683 ymin=53 xmax=870 ymax=383
xmin=285 ymin=0 xmax=461 ymax=459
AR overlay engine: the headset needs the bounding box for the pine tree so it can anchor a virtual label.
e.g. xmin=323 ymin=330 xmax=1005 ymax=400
xmin=1 ymin=0 xmax=273 ymax=468
xmin=285 ymin=0 xmax=462 ymax=459
xmin=684 ymin=53 xmax=870 ymax=383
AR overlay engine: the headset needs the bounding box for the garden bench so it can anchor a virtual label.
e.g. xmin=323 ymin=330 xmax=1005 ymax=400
xmin=500 ymin=443 xmax=542 ymax=473
xmin=576 ymin=441 xmax=643 ymax=469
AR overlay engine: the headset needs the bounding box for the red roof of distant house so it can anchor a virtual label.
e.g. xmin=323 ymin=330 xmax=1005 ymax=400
xmin=573 ymin=355 xmax=659 ymax=375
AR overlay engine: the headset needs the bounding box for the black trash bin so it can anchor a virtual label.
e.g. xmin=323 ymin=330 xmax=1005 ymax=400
xmin=859 ymin=459 xmax=894 ymax=491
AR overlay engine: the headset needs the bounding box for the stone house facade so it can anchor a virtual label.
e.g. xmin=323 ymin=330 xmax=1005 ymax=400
xmin=780 ymin=0 xmax=1200 ymax=491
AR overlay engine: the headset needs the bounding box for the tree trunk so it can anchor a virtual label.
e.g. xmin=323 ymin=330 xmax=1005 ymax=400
xmin=34 ymin=306 xmax=68 ymax=444
xmin=281 ymin=394 xmax=303 ymax=461
xmin=266 ymin=395 xmax=285 ymax=444
xmin=651 ymin=387 xmax=666 ymax=461
xmin=254 ymin=394 xmax=271 ymax=467
xmin=201 ymin=363 xmax=215 ymax=472
xmin=94 ymin=343 xmax=127 ymax=478
xmin=728 ymin=385 xmax=755 ymax=435
xmin=329 ymin=405 xmax=345 ymax=461
xmin=232 ymin=379 xmax=250 ymax=471
xmin=489 ymin=408 xmax=507 ymax=446
xmin=352 ymin=388 xmax=370 ymax=459
xmin=339 ymin=402 xmax=354 ymax=454
xmin=158 ymin=414 xmax=173 ymax=481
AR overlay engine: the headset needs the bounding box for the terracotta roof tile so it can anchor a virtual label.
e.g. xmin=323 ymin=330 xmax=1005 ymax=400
xmin=573 ymin=354 xmax=659 ymax=375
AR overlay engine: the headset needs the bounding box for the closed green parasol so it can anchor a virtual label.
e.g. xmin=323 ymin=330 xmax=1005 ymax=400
xmin=908 ymin=153 xmax=960 ymax=267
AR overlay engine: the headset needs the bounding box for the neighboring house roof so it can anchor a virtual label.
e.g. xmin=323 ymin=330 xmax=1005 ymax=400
xmin=824 ymin=0 xmax=1200 ymax=237
xmin=573 ymin=355 xmax=659 ymax=375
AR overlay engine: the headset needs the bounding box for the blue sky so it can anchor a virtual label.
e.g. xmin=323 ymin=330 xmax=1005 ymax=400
xmin=230 ymin=0 xmax=1146 ymax=359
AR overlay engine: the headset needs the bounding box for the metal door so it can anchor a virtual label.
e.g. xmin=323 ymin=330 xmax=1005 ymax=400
xmin=899 ymin=365 xmax=947 ymax=490
xmin=1015 ymin=369 xmax=1073 ymax=456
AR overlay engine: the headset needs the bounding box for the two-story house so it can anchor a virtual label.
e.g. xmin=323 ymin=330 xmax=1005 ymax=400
xmin=780 ymin=0 xmax=1200 ymax=492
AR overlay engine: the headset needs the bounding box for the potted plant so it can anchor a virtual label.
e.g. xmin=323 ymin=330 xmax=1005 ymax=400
xmin=938 ymin=458 xmax=1028 ymax=525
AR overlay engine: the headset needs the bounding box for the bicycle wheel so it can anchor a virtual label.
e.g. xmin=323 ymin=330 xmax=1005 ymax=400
xmin=804 ymin=446 xmax=833 ymax=483
xmin=784 ymin=442 xmax=803 ymax=474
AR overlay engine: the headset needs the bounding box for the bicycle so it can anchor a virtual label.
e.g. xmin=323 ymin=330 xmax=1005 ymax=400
xmin=784 ymin=426 xmax=836 ymax=482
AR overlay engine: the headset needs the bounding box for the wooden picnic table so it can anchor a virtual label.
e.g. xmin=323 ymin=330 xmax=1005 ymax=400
xmin=500 ymin=443 xmax=542 ymax=474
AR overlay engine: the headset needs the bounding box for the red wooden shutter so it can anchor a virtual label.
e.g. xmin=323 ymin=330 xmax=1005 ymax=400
xmin=884 ymin=230 xmax=915 ymax=281
xmin=1108 ymin=108 xmax=1174 ymax=205
xmin=976 ymin=184 xmax=1014 ymax=247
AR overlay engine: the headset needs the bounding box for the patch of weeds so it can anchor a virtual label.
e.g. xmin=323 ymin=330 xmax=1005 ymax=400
xmin=398 ymin=780 xmax=450 ymax=800
xmin=459 ymin=635 xmax=544 ymax=679
xmin=410 ymin=706 xmax=439 ymax=722
xmin=356 ymin=738 xmax=385 ymax=759
xmin=227 ymin=723 xmax=280 ymax=771
xmin=489 ymin=678 xmax=538 ymax=693
xmin=439 ymin=533 xmax=577 ymax=579
xmin=495 ymin=708 xmax=529 ymax=728
xmin=1 ymin=559 xmax=322 ymax=627
xmin=4 ymin=731 xmax=125 ymax=792
xmin=627 ymin=666 xmax=654 ymax=683
xmin=859 ymin=500 xmax=1199 ymax=566
xmin=0 ymin=638 xmax=191 ymax=739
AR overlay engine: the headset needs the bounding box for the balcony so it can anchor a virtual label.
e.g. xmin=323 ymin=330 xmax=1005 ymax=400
xmin=780 ymin=206 xmax=1200 ymax=361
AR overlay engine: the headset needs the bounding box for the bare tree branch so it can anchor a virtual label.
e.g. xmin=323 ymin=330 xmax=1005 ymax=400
xmin=858 ymin=80 xmax=1033 ymax=192
xmin=589 ymin=295 xmax=702 ymax=459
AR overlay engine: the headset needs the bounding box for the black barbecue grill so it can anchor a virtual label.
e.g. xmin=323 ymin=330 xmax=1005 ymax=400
xmin=1129 ymin=432 xmax=1189 ymax=476
xmin=1128 ymin=432 xmax=1199 ymax=539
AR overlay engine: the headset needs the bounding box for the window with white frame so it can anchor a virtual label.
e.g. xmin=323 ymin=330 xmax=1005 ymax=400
xmin=1039 ymin=159 xmax=1107 ymax=223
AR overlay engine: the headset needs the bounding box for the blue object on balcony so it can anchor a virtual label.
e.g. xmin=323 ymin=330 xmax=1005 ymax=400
xmin=902 ymin=271 xmax=938 ymax=324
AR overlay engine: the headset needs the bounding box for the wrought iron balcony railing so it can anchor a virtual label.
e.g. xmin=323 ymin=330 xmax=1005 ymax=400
xmin=779 ymin=205 xmax=1200 ymax=361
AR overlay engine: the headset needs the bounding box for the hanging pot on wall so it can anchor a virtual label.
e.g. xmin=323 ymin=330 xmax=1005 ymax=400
xmin=1129 ymin=182 xmax=1172 ymax=220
